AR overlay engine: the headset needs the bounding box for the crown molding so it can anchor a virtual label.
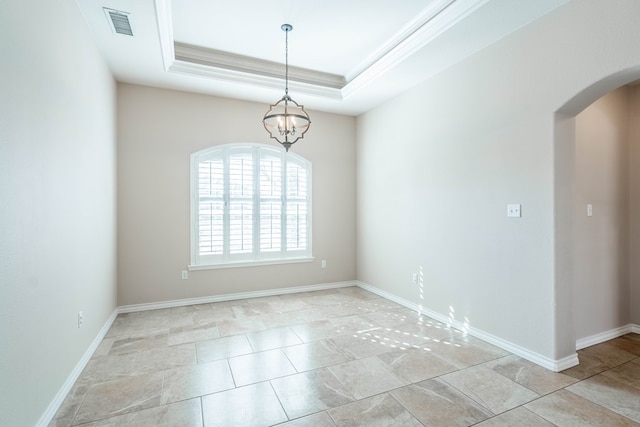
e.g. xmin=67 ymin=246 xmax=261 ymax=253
xmin=344 ymin=0 xmax=456 ymax=83
xmin=343 ymin=0 xmax=489 ymax=97
xmin=174 ymin=42 xmax=345 ymax=89
xmin=154 ymin=0 xmax=174 ymax=71
xmin=169 ymin=58 xmax=344 ymax=100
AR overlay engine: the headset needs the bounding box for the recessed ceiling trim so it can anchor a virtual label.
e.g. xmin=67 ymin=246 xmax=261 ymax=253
xmin=174 ymin=42 xmax=345 ymax=90
xmin=169 ymin=60 xmax=344 ymax=100
xmin=77 ymin=0 xmax=570 ymax=115
xmin=155 ymin=0 xmax=490 ymax=101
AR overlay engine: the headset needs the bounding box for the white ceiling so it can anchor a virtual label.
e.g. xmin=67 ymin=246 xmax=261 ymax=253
xmin=76 ymin=0 xmax=568 ymax=115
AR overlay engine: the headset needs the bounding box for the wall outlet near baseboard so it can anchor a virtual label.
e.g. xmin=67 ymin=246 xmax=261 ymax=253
xmin=77 ymin=311 xmax=84 ymax=328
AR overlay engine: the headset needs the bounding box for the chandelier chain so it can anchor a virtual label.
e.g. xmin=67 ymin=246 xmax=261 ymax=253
xmin=285 ymin=27 xmax=289 ymax=95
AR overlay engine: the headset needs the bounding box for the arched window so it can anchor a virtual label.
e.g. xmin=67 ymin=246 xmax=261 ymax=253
xmin=190 ymin=144 xmax=312 ymax=268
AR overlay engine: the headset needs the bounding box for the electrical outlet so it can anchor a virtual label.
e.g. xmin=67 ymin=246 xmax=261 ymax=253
xmin=321 ymin=260 xmax=326 ymax=268
xmin=412 ymin=273 xmax=418 ymax=284
xmin=181 ymin=270 xmax=188 ymax=280
xmin=78 ymin=311 xmax=84 ymax=328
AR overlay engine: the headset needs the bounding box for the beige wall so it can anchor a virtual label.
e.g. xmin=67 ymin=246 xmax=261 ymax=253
xmin=0 ymin=0 xmax=117 ymax=425
xmin=630 ymin=86 xmax=640 ymax=325
xmin=573 ymin=88 xmax=630 ymax=341
xmin=357 ymin=0 xmax=640 ymax=364
xmin=116 ymin=84 xmax=356 ymax=306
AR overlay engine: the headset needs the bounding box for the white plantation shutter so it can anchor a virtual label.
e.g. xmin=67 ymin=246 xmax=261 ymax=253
xmin=228 ymin=152 xmax=253 ymax=255
xmin=191 ymin=144 xmax=311 ymax=267
xmin=260 ymin=153 xmax=282 ymax=253
xmin=286 ymin=161 xmax=309 ymax=252
xmin=198 ymin=159 xmax=223 ymax=255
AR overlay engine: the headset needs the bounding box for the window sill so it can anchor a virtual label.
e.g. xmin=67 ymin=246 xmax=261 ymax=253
xmin=188 ymin=257 xmax=315 ymax=271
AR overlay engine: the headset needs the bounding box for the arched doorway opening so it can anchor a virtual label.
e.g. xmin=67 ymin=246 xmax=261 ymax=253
xmin=554 ymin=67 xmax=640 ymax=363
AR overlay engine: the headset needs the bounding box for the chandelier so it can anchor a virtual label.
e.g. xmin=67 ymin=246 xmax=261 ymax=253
xmin=262 ymin=24 xmax=311 ymax=152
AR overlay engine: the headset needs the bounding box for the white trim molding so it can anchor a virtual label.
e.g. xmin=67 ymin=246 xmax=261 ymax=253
xmin=576 ymin=324 xmax=639 ymax=350
xmin=154 ymin=0 xmax=174 ymax=71
xmin=36 ymin=308 xmax=118 ymax=427
xmin=356 ymin=280 xmax=577 ymax=372
xmin=188 ymin=257 xmax=315 ymax=271
xmin=343 ymin=0 xmax=488 ymax=97
xmin=119 ymin=281 xmax=356 ymax=313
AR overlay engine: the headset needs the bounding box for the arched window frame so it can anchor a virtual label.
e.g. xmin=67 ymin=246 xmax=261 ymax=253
xmin=189 ymin=143 xmax=313 ymax=269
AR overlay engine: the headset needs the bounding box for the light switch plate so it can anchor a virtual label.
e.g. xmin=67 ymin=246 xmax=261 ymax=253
xmin=507 ymin=204 xmax=521 ymax=218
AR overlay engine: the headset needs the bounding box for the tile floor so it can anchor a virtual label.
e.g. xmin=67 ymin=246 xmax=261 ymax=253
xmin=50 ymin=287 xmax=640 ymax=426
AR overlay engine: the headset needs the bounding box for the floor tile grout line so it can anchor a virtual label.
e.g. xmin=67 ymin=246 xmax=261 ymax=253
xmin=437 ymin=374 xmax=502 ymax=417
xmin=225 ymin=357 xmax=238 ymax=389
xmin=267 ymin=379 xmax=291 ymax=423
xmin=559 ymin=385 xmax=638 ymax=423
xmin=385 ymin=391 xmax=428 ymax=427
xmin=466 ymin=401 xmax=560 ymax=427
xmin=244 ymin=331 xmax=257 ymax=353
xmin=288 ymin=324 xmax=306 ymax=345
xmin=198 ymin=396 xmax=205 ymax=427
xmin=518 ymin=405 xmax=560 ymax=427
xmin=279 ymin=345 xmax=301 ymax=374
xmin=68 ymin=387 xmax=89 ymax=427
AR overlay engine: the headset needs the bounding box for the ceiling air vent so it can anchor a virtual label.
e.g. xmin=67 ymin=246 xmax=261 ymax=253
xmin=104 ymin=8 xmax=133 ymax=36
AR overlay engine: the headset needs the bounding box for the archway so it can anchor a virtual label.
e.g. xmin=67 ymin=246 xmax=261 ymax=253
xmin=553 ymin=66 xmax=640 ymax=364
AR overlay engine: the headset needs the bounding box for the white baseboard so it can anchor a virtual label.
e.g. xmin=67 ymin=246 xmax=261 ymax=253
xmin=576 ymin=324 xmax=638 ymax=350
xmin=36 ymin=308 xmax=118 ymax=427
xmin=356 ymin=281 xmax=577 ymax=372
xmin=553 ymin=353 xmax=581 ymax=371
xmin=119 ymin=280 xmax=357 ymax=313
